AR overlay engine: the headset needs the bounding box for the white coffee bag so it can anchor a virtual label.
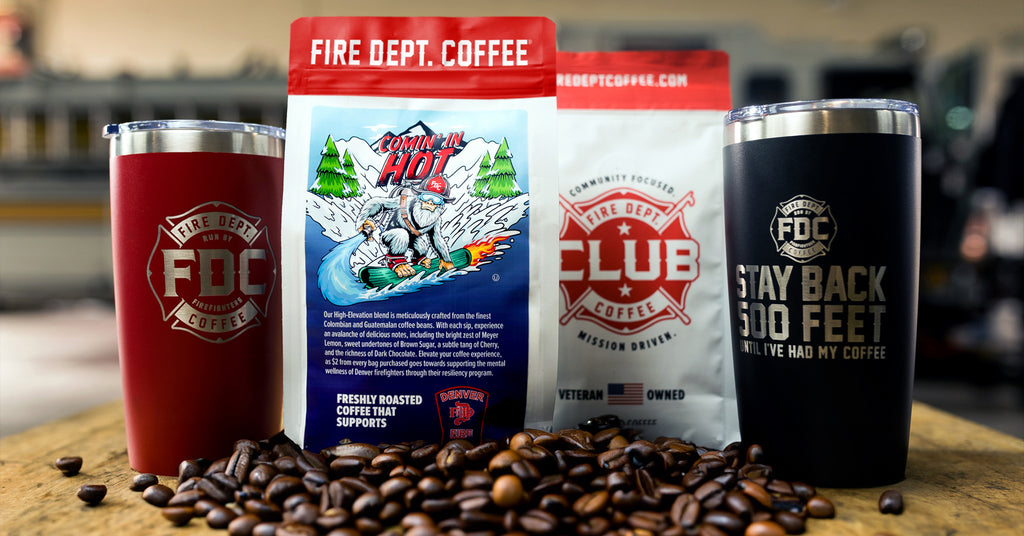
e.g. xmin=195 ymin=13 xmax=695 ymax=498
xmin=553 ymin=51 xmax=739 ymax=447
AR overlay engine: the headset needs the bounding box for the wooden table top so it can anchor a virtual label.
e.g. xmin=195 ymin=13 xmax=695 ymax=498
xmin=1 ymin=400 xmax=1022 ymax=535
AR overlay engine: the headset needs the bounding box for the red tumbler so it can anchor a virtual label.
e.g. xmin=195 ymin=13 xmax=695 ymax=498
xmin=105 ymin=120 xmax=284 ymax=475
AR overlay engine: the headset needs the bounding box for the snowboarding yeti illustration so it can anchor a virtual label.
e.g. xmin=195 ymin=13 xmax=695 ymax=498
xmin=305 ymin=117 xmax=529 ymax=306
xmin=357 ymin=175 xmax=456 ymax=279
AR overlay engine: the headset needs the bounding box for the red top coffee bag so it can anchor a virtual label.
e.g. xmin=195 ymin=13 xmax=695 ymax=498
xmin=283 ymin=17 xmax=558 ymax=450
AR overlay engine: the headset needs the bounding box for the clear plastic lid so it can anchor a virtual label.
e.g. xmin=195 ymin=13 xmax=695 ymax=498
xmin=103 ymin=119 xmax=285 ymax=140
xmin=103 ymin=119 xmax=285 ymax=157
xmin=724 ymin=98 xmax=920 ymax=145
xmin=726 ymin=98 xmax=919 ymax=125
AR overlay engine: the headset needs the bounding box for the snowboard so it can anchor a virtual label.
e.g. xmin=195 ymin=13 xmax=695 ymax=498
xmin=358 ymin=248 xmax=473 ymax=289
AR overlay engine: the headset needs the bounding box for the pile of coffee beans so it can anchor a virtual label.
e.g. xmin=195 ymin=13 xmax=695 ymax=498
xmin=131 ymin=416 xmax=839 ymax=535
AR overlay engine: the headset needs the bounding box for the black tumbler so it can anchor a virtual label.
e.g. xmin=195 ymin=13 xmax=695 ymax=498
xmin=723 ymin=99 xmax=921 ymax=487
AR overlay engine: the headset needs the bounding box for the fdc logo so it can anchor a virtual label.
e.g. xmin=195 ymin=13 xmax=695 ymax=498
xmin=148 ymin=202 xmax=276 ymax=343
xmin=770 ymin=195 xmax=837 ymax=263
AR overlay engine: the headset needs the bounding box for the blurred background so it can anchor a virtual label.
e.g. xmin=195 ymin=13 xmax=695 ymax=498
xmin=0 ymin=0 xmax=1021 ymax=438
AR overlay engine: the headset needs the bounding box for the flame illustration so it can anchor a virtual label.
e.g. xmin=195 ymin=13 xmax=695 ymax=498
xmin=465 ymin=235 xmax=511 ymax=266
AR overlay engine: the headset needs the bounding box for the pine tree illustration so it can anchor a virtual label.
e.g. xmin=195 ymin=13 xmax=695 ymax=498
xmin=472 ymin=151 xmax=493 ymax=197
xmin=482 ymin=138 xmax=522 ymax=198
xmin=310 ymin=135 xmax=343 ymax=196
xmin=338 ymin=149 xmax=361 ymax=197
xmin=310 ymin=136 xmax=362 ymax=198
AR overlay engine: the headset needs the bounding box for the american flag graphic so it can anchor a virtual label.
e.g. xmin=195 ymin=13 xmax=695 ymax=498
xmin=607 ymin=383 xmax=644 ymax=405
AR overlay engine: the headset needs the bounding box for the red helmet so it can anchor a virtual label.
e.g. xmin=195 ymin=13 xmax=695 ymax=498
xmin=416 ymin=175 xmax=454 ymax=203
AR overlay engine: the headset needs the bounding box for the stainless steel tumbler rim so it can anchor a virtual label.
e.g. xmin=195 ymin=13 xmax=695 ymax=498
xmin=103 ymin=120 xmax=286 ymax=157
xmin=724 ymin=99 xmax=920 ymax=145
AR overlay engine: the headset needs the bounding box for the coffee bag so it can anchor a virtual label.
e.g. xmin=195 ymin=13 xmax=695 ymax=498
xmin=553 ymin=51 xmax=739 ymax=447
xmin=283 ymin=17 xmax=558 ymax=450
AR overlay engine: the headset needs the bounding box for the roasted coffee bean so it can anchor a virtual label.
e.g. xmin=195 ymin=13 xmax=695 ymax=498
xmin=235 ymin=484 xmax=264 ymax=504
xmin=380 ymin=500 xmax=406 ymax=524
xmin=322 ymin=442 xmax=380 ymax=460
xmin=130 ymin=472 xmax=158 ymax=491
xmin=773 ymin=511 xmax=805 ymax=534
xmin=518 ymin=508 xmax=558 ymax=533
xmin=611 ymin=488 xmax=643 ymax=510
xmin=511 ymin=459 xmax=541 ymax=487
xmin=627 ymin=510 xmax=669 ymax=531
xmin=698 ymin=523 xmax=731 ymax=536
xmin=451 ymin=487 xmax=487 ymax=511
xmin=244 ymin=499 xmax=283 ymax=522
xmin=266 ymin=475 xmax=305 ymax=504
xmin=160 ymin=505 xmax=195 ymax=526
xmin=247 ymin=463 xmax=278 ymax=488
xmin=284 ymin=502 xmax=319 ymax=526
xmin=178 ymin=459 xmax=205 ymax=482
xmin=76 ymin=484 xmax=107 ymax=506
xmin=592 ymin=427 xmax=621 ymax=446
xmin=142 ymin=484 xmax=175 ymax=507
xmin=227 ymin=513 xmax=261 ymax=536
xmin=329 ymin=456 xmax=365 ymax=477
xmin=724 ymin=489 xmax=754 ymax=519
xmin=282 ymin=492 xmax=312 ymax=512
xmin=315 ymin=508 xmax=351 ymax=532
xmin=133 ymin=419 xmax=845 ymax=536
xmin=205 ymin=458 xmax=229 ymax=476
xmin=417 ymin=475 xmax=446 ymax=497
xmin=492 ymin=474 xmax=524 ymax=508
xmin=168 ymin=489 xmax=206 ymax=507
xmin=207 ymin=505 xmax=238 ymax=529
xmin=226 ymin=439 xmax=259 ymax=482
xmin=579 ymin=414 xmax=622 ymax=434
xmin=669 ymin=494 xmax=695 ymax=527
xmin=436 ymin=445 xmax=468 ymax=477
xmin=878 ymin=489 xmax=904 ymax=515
xmin=596 ymin=448 xmax=628 ymax=471
xmin=745 ymin=444 xmax=765 ymax=464
xmin=352 ymin=490 xmax=383 ymax=517
xmin=198 ymin=476 xmax=235 ymax=504
xmin=297 ymin=449 xmax=328 ymax=473
xmin=573 ymin=490 xmax=609 ymax=517
xmin=466 ymin=441 xmax=501 ymax=464
xmin=55 ymin=456 xmax=83 ymax=476
xmin=206 ymin=471 xmax=239 ymax=493
xmin=694 ymin=480 xmax=725 ymax=509
xmin=791 ymin=481 xmax=815 ymax=501
xmin=301 ymin=469 xmax=329 ymax=494
xmin=704 ymin=510 xmax=745 ymax=533
xmin=745 ymin=520 xmax=787 ymax=536
xmin=738 ymin=480 xmax=772 ymax=508
xmin=378 ymin=475 xmax=414 ymax=501
xmin=276 ymin=522 xmax=317 ymax=536
xmin=176 ymin=476 xmax=201 ymax=493
xmin=461 ymin=470 xmax=494 ymax=490
xmin=192 ymin=498 xmax=220 ymax=517
xmin=806 ymin=495 xmax=836 ymax=518
xmin=251 ymin=521 xmax=280 ymax=536
xmin=561 ymin=428 xmax=596 ymax=450
xmin=577 ymin=515 xmax=611 ymax=536
xmin=371 ymin=452 xmax=404 ymax=472
xmin=681 ymin=497 xmax=702 ymax=528
xmin=354 ymin=517 xmax=383 ymax=534
xmin=682 ymin=465 xmax=709 ymax=489
xmin=738 ymin=463 xmax=772 ymax=480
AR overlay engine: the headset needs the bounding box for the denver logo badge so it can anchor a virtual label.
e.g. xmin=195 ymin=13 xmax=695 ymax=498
xmin=435 ymin=386 xmax=489 ymax=441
